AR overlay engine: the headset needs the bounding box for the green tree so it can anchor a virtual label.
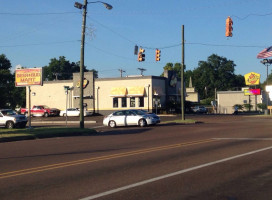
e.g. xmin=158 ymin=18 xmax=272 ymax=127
xmin=185 ymin=54 xmax=245 ymax=99
xmin=43 ymin=56 xmax=98 ymax=81
xmin=0 ymin=54 xmax=26 ymax=108
xmin=160 ymin=62 xmax=181 ymax=78
xmin=0 ymin=54 xmax=13 ymax=108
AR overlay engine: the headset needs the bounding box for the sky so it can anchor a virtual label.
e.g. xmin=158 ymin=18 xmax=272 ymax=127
xmin=1 ymin=0 xmax=272 ymax=82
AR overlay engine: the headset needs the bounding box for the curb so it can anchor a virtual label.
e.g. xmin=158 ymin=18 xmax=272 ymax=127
xmin=30 ymin=121 xmax=97 ymax=124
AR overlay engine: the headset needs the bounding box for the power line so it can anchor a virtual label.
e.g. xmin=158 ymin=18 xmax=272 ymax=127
xmin=0 ymin=40 xmax=79 ymax=48
xmin=0 ymin=11 xmax=80 ymax=16
xmin=232 ymin=12 xmax=272 ymax=20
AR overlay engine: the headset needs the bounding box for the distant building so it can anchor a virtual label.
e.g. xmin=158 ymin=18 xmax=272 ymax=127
xmin=217 ymin=88 xmax=265 ymax=114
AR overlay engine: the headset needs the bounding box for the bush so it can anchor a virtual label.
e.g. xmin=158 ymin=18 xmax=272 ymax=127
xmin=233 ymin=104 xmax=243 ymax=111
xmin=257 ymin=103 xmax=267 ymax=110
xmin=243 ymin=103 xmax=253 ymax=111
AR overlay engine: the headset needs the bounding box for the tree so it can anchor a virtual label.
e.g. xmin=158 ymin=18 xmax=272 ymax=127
xmin=185 ymin=54 xmax=245 ymax=99
xmin=0 ymin=54 xmax=25 ymax=108
xmin=43 ymin=56 xmax=98 ymax=81
xmin=160 ymin=62 xmax=181 ymax=78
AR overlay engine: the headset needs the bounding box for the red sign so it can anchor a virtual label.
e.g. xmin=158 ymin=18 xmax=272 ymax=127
xmin=250 ymin=89 xmax=261 ymax=95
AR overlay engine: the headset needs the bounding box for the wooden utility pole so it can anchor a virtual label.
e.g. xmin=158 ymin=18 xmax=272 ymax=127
xmin=181 ymin=25 xmax=185 ymax=121
xmin=138 ymin=68 xmax=146 ymax=75
xmin=79 ymin=0 xmax=87 ymax=128
xmin=118 ymin=69 xmax=126 ymax=77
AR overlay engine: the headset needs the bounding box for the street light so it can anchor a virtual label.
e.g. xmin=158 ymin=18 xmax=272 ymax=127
xmin=260 ymin=59 xmax=272 ymax=108
xmin=74 ymin=0 xmax=112 ymax=128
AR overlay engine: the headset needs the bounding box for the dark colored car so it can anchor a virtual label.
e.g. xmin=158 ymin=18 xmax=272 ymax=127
xmin=192 ymin=106 xmax=208 ymax=114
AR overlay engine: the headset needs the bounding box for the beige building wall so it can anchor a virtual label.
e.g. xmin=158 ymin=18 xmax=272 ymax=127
xmin=217 ymin=91 xmax=262 ymax=114
xmin=95 ymin=76 xmax=159 ymax=114
xmin=26 ymin=80 xmax=73 ymax=111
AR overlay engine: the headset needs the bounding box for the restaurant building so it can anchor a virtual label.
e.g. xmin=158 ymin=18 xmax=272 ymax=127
xmin=27 ymin=70 xmax=199 ymax=115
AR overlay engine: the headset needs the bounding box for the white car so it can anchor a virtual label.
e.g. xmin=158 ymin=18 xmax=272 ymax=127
xmin=103 ymin=109 xmax=160 ymax=128
xmin=60 ymin=108 xmax=92 ymax=117
xmin=0 ymin=109 xmax=28 ymax=129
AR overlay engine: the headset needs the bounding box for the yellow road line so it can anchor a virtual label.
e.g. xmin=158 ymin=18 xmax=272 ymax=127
xmin=0 ymin=138 xmax=216 ymax=179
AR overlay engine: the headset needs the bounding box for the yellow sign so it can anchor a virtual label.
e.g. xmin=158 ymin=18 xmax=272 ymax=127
xmin=244 ymin=72 xmax=260 ymax=85
xmin=15 ymin=68 xmax=43 ymax=87
xmin=76 ymin=79 xmax=89 ymax=89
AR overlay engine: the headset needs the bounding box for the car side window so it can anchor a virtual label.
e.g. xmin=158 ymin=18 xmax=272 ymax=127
xmin=113 ymin=111 xmax=124 ymax=116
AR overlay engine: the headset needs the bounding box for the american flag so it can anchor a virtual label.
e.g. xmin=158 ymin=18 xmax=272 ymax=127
xmin=257 ymin=46 xmax=272 ymax=59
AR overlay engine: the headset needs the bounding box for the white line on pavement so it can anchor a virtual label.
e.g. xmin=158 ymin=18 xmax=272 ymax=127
xmin=213 ymin=138 xmax=272 ymax=140
xmin=79 ymin=145 xmax=272 ymax=200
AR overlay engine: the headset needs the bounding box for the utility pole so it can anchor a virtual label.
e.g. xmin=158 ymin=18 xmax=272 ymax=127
xmin=79 ymin=0 xmax=87 ymax=128
xmin=181 ymin=25 xmax=185 ymax=121
xmin=118 ymin=69 xmax=126 ymax=77
xmin=138 ymin=68 xmax=146 ymax=75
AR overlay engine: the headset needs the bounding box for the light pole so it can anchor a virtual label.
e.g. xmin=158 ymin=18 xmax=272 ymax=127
xmin=260 ymin=59 xmax=272 ymax=108
xmin=74 ymin=0 xmax=112 ymax=128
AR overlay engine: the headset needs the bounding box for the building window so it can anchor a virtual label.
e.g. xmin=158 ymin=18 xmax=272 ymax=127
xmin=113 ymin=97 xmax=118 ymax=108
xmin=138 ymin=97 xmax=144 ymax=107
xmin=122 ymin=97 xmax=127 ymax=107
xmin=130 ymin=97 xmax=135 ymax=107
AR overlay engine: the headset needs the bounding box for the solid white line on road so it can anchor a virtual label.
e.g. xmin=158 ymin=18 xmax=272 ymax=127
xmin=79 ymin=145 xmax=272 ymax=200
xmin=213 ymin=138 xmax=272 ymax=141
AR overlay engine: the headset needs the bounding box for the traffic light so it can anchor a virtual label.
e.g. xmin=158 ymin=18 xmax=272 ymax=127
xmin=225 ymin=16 xmax=233 ymax=37
xmin=138 ymin=48 xmax=145 ymax=62
xmin=155 ymin=49 xmax=161 ymax=61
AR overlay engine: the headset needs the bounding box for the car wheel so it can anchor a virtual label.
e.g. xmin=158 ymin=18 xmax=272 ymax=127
xmin=109 ymin=120 xmax=116 ymax=128
xmin=44 ymin=112 xmax=49 ymax=117
xmin=6 ymin=121 xmax=14 ymax=129
xmin=139 ymin=119 xmax=147 ymax=127
xmin=63 ymin=113 xmax=66 ymax=117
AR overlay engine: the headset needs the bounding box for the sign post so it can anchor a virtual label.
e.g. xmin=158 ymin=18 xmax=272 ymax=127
xmin=15 ymin=68 xmax=43 ymax=128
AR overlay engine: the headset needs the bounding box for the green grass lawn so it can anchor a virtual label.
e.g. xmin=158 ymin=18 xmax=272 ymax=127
xmin=0 ymin=127 xmax=96 ymax=141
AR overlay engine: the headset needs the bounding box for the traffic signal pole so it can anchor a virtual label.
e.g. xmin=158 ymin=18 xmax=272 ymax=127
xmin=181 ymin=25 xmax=185 ymax=121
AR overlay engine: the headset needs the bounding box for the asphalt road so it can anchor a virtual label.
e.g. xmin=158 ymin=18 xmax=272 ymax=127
xmin=0 ymin=115 xmax=272 ymax=200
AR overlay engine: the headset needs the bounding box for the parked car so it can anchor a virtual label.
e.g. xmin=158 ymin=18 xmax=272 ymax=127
xmin=192 ymin=106 xmax=208 ymax=114
xmin=60 ymin=108 xmax=92 ymax=117
xmin=20 ymin=105 xmax=60 ymax=117
xmin=103 ymin=109 xmax=160 ymax=128
xmin=0 ymin=109 xmax=28 ymax=129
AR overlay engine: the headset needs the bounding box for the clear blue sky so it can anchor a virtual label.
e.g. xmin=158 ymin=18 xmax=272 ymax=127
xmin=1 ymin=0 xmax=272 ymax=82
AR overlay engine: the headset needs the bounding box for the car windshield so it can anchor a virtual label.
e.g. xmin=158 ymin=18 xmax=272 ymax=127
xmin=1 ymin=110 xmax=17 ymax=116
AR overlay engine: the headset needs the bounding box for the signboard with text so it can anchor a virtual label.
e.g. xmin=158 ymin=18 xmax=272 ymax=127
xmin=15 ymin=68 xmax=43 ymax=87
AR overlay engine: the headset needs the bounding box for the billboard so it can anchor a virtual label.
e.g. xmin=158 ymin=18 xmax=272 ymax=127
xmin=244 ymin=72 xmax=261 ymax=86
xmin=15 ymin=68 xmax=43 ymax=87
xmin=244 ymin=88 xmax=261 ymax=96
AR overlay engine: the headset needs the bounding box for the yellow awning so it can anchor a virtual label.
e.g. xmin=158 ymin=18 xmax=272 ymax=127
xmin=110 ymin=87 xmax=127 ymax=97
xmin=127 ymin=86 xmax=145 ymax=97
